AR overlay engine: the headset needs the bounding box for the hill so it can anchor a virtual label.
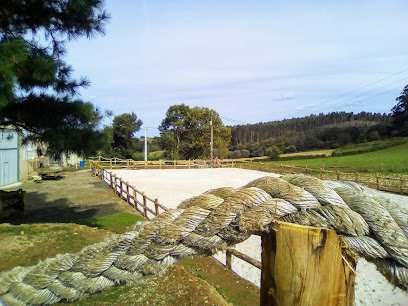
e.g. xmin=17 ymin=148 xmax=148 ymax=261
xmin=229 ymin=111 xmax=390 ymax=157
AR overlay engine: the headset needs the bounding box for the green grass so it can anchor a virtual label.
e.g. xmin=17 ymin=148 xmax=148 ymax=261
xmin=332 ymin=137 xmax=407 ymax=156
xmin=78 ymin=212 xmax=145 ymax=233
xmin=269 ymin=141 xmax=408 ymax=174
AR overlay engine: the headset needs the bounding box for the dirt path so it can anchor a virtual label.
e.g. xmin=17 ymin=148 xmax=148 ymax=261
xmin=2 ymin=170 xmax=135 ymax=224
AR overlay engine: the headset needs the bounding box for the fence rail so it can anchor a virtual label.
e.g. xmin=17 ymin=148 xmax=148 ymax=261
xmin=90 ymin=157 xmax=408 ymax=195
xmin=226 ymin=248 xmax=262 ymax=270
xmin=238 ymin=162 xmax=408 ymax=195
xmin=97 ymin=168 xmax=168 ymax=220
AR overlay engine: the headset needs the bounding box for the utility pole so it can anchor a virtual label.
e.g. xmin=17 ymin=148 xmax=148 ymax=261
xmin=144 ymin=127 xmax=148 ymax=162
xmin=210 ymin=113 xmax=214 ymax=167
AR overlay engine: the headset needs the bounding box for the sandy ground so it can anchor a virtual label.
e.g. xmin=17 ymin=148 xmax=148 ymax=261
xmin=110 ymin=168 xmax=408 ymax=306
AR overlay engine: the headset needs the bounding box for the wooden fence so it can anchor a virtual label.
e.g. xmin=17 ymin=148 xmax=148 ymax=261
xmin=91 ymin=164 xmax=262 ymax=273
xmin=90 ymin=157 xmax=238 ymax=170
xmin=98 ymin=168 xmax=168 ymax=220
xmin=237 ymin=162 xmax=408 ymax=195
xmin=90 ymin=157 xmax=408 ymax=195
xmin=226 ymin=248 xmax=262 ymax=270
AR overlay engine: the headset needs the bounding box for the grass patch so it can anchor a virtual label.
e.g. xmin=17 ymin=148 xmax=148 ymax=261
xmin=332 ymin=137 xmax=407 ymax=156
xmin=78 ymin=212 xmax=145 ymax=233
xmin=270 ymin=141 xmax=408 ymax=174
xmin=0 ymin=223 xmax=111 ymax=271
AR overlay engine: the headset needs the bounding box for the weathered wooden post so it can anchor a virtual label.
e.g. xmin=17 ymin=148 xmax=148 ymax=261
xmin=142 ymin=193 xmax=148 ymax=217
xmin=376 ymin=175 xmax=380 ymax=190
xmin=110 ymin=159 xmax=112 ymax=169
xmin=126 ymin=182 xmax=130 ymax=203
xmin=260 ymin=221 xmax=356 ymax=306
xmin=400 ymin=177 xmax=404 ymax=194
xmin=226 ymin=249 xmax=232 ymax=270
xmin=154 ymin=198 xmax=159 ymax=216
xmin=336 ymin=170 xmax=340 ymax=181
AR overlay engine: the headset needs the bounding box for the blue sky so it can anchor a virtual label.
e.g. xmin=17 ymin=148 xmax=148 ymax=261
xmin=66 ymin=0 xmax=408 ymax=136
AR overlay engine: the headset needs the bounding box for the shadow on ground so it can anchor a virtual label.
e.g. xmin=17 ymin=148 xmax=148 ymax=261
xmin=1 ymin=191 xmax=119 ymax=224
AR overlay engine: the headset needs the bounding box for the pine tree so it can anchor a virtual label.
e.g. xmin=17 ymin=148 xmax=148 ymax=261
xmin=0 ymin=0 xmax=109 ymax=155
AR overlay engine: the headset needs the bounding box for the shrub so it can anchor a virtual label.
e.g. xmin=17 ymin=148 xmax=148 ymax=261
xmin=241 ymin=149 xmax=250 ymax=158
xmin=284 ymin=145 xmax=297 ymax=154
xmin=228 ymin=150 xmax=242 ymax=159
xmin=266 ymin=145 xmax=282 ymax=160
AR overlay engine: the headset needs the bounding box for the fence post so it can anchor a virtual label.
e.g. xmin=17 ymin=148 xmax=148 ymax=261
xmin=319 ymin=168 xmax=323 ymax=179
xmin=376 ymin=175 xmax=380 ymax=190
xmin=226 ymin=249 xmax=232 ymax=270
xmin=154 ymin=198 xmax=159 ymax=216
xmin=336 ymin=170 xmax=340 ymax=181
xmin=280 ymin=164 xmax=283 ymax=173
xmin=110 ymin=159 xmax=112 ymax=169
xmin=259 ymin=162 xmax=262 ymax=171
xmin=142 ymin=192 xmax=148 ymax=217
xmin=126 ymin=160 xmax=129 ymax=169
xmin=119 ymin=179 xmax=123 ymax=198
xmin=126 ymin=182 xmax=130 ymax=203
xmin=400 ymin=177 xmax=404 ymax=195
xmin=355 ymin=173 xmax=359 ymax=183
xmin=260 ymin=222 xmax=356 ymax=306
xmin=232 ymin=160 xmax=234 ymax=168
xmin=188 ymin=159 xmax=191 ymax=169
xmin=110 ymin=173 xmax=115 ymax=190
xmin=133 ymin=189 xmax=137 ymax=209
xmin=159 ymin=159 xmax=162 ymax=170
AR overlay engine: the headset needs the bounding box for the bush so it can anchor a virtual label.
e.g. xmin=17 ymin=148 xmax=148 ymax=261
xmin=251 ymin=148 xmax=264 ymax=157
xmin=266 ymin=145 xmax=282 ymax=160
xmin=228 ymin=150 xmax=242 ymax=159
xmin=284 ymin=145 xmax=297 ymax=154
xmin=148 ymin=150 xmax=164 ymax=160
xmin=241 ymin=149 xmax=250 ymax=158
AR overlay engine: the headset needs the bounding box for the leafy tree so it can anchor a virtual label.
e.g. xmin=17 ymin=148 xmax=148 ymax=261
xmin=390 ymin=85 xmax=408 ymax=136
xmin=0 ymin=0 xmax=109 ymax=155
xmin=159 ymin=104 xmax=231 ymax=159
xmin=110 ymin=113 xmax=142 ymax=158
xmin=266 ymin=145 xmax=281 ymax=160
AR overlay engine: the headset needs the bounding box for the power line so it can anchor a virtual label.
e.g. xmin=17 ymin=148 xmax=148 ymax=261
xmin=314 ymin=67 xmax=408 ymax=109
xmin=318 ymin=77 xmax=407 ymax=111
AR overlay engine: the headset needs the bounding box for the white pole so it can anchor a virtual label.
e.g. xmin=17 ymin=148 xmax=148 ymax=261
xmin=210 ymin=114 xmax=213 ymax=167
xmin=144 ymin=127 xmax=148 ymax=162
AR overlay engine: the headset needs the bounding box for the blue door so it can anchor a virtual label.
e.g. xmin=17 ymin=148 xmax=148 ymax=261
xmin=0 ymin=129 xmax=19 ymax=187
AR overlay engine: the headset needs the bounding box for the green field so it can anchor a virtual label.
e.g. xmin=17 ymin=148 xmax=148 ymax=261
xmin=270 ymin=140 xmax=408 ymax=174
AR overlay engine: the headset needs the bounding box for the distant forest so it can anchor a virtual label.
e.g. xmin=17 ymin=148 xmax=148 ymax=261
xmin=229 ymin=112 xmax=391 ymax=157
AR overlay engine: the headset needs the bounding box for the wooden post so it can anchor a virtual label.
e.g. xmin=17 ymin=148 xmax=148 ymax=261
xmin=232 ymin=160 xmax=234 ymax=168
xmin=319 ymin=168 xmax=323 ymax=179
xmin=142 ymin=193 xmax=148 ymax=217
xmin=110 ymin=159 xmax=112 ymax=169
xmin=126 ymin=160 xmax=129 ymax=169
xmin=154 ymin=198 xmax=159 ymax=216
xmin=226 ymin=249 xmax=232 ymax=270
xmin=159 ymin=159 xmax=162 ymax=170
xmin=336 ymin=170 xmax=340 ymax=181
xmin=280 ymin=164 xmax=283 ymax=173
xmin=126 ymin=182 xmax=130 ymax=203
xmin=188 ymin=159 xmax=191 ymax=169
xmin=261 ymin=222 xmax=356 ymax=306
xmin=259 ymin=162 xmax=262 ymax=171
xmin=173 ymin=159 xmax=176 ymax=169
xmin=400 ymin=177 xmax=404 ymax=195
xmin=133 ymin=189 xmax=137 ymax=209
xmin=376 ymin=175 xmax=380 ymax=190
xmin=355 ymin=173 xmax=359 ymax=183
